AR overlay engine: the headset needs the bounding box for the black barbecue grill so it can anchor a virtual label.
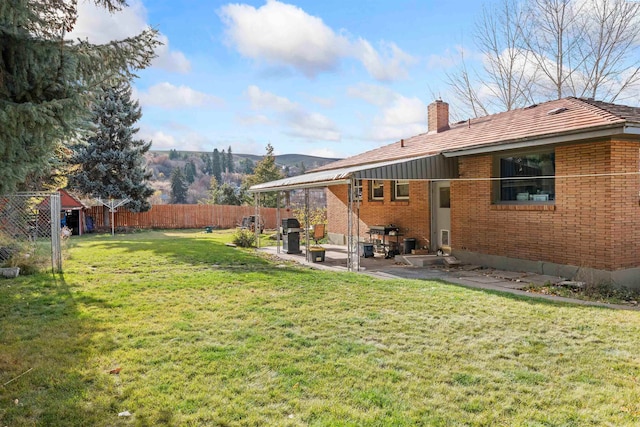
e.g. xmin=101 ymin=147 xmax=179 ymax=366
xmin=281 ymin=218 xmax=302 ymax=254
xmin=368 ymin=225 xmax=400 ymax=235
xmin=367 ymin=225 xmax=401 ymax=258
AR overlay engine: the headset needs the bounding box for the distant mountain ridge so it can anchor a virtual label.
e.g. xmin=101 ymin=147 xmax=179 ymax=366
xmin=236 ymin=153 xmax=342 ymax=170
xmin=151 ymin=151 xmax=341 ymax=171
xmin=144 ymin=151 xmax=342 ymax=204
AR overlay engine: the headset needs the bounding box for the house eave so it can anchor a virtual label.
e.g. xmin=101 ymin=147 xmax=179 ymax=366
xmin=249 ymin=154 xmax=458 ymax=193
xmin=442 ymin=124 xmax=632 ymax=157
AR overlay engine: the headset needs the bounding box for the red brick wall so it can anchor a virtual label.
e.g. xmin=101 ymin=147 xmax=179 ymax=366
xmin=609 ymin=139 xmax=640 ymax=269
xmin=327 ymin=138 xmax=639 ymax=271
xmin=327 ymin=181 xmax=431 ymax=248
xmin=454 ymin=139 xmax=640 ymax=270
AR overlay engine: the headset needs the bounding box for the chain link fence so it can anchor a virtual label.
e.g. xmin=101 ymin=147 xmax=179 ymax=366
xmin=0 ymin=192 xmax=62 ymax=274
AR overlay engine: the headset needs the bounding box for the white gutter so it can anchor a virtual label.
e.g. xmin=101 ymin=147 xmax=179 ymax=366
xmin=442 ymin=124 xmax=629 ymax=157
xmin=625 ymin=123 xmax=640 ymax=135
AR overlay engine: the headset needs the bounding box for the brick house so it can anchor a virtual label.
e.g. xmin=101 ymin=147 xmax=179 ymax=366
xmin=250 ymin=97 xmax=640 ymax=287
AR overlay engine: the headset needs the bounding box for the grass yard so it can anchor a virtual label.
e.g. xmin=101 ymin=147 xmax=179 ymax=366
xmin=1 ymin=230 xmax=640 ymax=426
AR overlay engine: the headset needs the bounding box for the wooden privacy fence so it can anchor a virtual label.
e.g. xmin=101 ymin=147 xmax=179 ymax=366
xmin=86 ymin=204 xmax=279 ymax=230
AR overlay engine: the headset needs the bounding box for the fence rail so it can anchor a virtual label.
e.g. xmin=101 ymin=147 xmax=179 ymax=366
xmin=86 ymin=204 xmax=279 ymax=230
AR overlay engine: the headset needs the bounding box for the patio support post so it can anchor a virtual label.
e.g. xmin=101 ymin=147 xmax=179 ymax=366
xmin=254 ymin=192 xmax=260 ymax=248
xmin=355 ymin=180 xmax=360 ymax=271
xmin=347 ymin=178 xmax=354 ymax=272
xmin=276 ymin=191 xmax=281 ymax=253
xmin=304 ymin=188 xmax=310 ymax=262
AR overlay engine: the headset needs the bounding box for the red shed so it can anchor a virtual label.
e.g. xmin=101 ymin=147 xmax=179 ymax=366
xmin=59 ymin=189 xmax=88 ymax=235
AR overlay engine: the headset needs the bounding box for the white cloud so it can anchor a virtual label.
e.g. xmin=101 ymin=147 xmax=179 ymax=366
xmin=237 ymin=114 xmax=273 ymax=126
xmin=427 ymin=45 xmax=479 ymax=70
xmin=68 ymin=0 xmax=191 ymax=74
xmin=246 ymin=85 xmax=298 ymax=112
xmin=347 ymin=83 xmax=398 ymax=106
xmin=134 ymin=83 xmax=224 ymax=109
xmin=353 ymin=39 xmax=416 ymax=81
xmin=219 ymin=0 xmax=415 ymax=81
xmin=153 ymin=35 xmax=192 ymax=74
xmin=309 ymin=96 xmax=336 ymax=108
xmin=347 ymin=84 xmax=427 ymax=141
xmin=245 ymin=85 xmax=340 ymax=141
xmin=378 ymin=96 xmax=426 ymax=127
xmin=140 ymin=127 xmax=211 ymax=152
xmin=368 ymin=95 xmax=426 ymax=141
xmin=141 ymin=129 xmax=177 ymax=149
xmin=219 ymin=0 xmax=348 ymax=77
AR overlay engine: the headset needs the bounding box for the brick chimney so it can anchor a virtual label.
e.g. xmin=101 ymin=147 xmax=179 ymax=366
xmin=428 ymin=99 xmax=450 ymax=133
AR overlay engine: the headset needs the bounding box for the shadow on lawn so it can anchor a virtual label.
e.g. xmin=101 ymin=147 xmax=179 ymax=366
xmin=0 ymin=272 xmax=173 ymax=426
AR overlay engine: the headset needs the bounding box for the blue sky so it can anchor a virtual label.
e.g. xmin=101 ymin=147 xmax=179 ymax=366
xmin=70 ymin=0 xmax=487 ymax=158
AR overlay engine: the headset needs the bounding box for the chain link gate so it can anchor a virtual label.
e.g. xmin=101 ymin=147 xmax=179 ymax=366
xmin=0 ymin=192 xmax=62 ymax=274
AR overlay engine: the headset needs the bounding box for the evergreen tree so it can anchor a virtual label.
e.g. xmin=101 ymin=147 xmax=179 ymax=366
xmin=169 ymin=149 xmax=179 ymax=160
xmin=0 ymin=0 xmax=159 ymax=194
xmin=170 ymin=168 xmax=188 ymax=204
xmin=227 ymin=146 xmax=234 ymax=173
xmin=221 ymin=149 xmax=227 ymax=173
xmin=184 ymin=160 xmax=196 ymax=184
xmin=242 ymin=144 xmax=283 ymax=207
xmin=200 ymin=153 xmax=212 ymax=175
xmin=68 ymin=82 xmax=154 ymax=212
xmin=240 ymin=158 xmax=255 ymax=174
xmin=212 ymin=148 xmax=222 ymax=183
xmin=216 ymin=183 xmax=243 ymax=205
xmin=201 ymin=177 xmax=243 ymax=206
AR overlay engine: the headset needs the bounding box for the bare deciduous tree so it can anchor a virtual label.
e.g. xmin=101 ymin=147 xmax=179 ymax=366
xmin=577 ymin=0 xmax=640 ymax=102
xmin=446 ymin=0 xmax=640 ymax=116
xmin=523 ymin=0 xmax=586 ymax=99
xmin=447 ymin=0 xmax=539 ymax=118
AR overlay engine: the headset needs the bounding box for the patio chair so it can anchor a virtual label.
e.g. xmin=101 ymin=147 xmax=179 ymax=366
xmin=312 ymin=224 xmax=325 ymax=244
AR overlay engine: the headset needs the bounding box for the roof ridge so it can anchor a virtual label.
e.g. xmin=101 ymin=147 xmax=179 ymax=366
xmin=310 ymin=97 xmax=638 ymax=174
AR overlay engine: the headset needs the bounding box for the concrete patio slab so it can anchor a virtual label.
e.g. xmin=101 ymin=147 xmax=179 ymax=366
xmin=256 ymin=244 xmax=639 ymax=310
xmin=520 ymin=274 xmax=565 ymax=286
xmin=490 ymin=270 xmax=527 ymax=281
xmin=461 ymin=275 xmax=509 ymax=284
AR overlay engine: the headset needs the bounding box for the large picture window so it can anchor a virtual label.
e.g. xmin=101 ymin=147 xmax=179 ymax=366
xmin=494 ymin=150 xmax=555 ymax=203
xmin=393 ymin=180 xmax=409 ymax=200
xmin=370 ymin=180 xmax=384 ymax=200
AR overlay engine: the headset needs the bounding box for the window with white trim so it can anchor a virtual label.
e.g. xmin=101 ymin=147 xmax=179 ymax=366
xmin=370 ymin=180 xmax=384 ymax=200
xmin=494 ymin=149 xmax=555 ymax=203
xmin=392 ymin=180 xmax=409 ymax=200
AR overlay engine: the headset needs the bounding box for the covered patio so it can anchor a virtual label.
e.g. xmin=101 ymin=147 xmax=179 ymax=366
xmin=249 ymin=154 xmax=457 ymax=272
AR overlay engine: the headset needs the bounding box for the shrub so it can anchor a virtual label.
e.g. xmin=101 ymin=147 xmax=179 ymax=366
xmin=7 ymin=251 xmax=42 ymax=275
xmin=232 ymin=228 xmax=256 ymax=248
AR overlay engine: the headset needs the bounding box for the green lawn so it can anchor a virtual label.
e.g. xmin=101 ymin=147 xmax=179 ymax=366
xmin=1 ymin=230 xmax=640 ymax=426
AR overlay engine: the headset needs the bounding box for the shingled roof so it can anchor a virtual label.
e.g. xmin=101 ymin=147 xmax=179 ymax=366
xmin=313 ymin=97 xmax=640 ymax=173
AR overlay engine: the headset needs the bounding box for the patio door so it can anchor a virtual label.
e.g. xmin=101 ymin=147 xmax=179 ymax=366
xmin=431 ymin=181 xmax=451 ymax=252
